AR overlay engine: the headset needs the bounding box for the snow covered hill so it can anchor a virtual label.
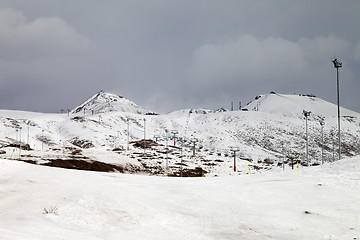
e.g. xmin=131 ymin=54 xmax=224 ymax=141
xmin=0 ymin=91 xmax=359 ymax=239
xmin=245 ymin=92 xmax=358 ymax=119
xmin=0 ymin=92 xmax=359 ymax=176
xmin=71 ymin=91 xmax=157 ymax=115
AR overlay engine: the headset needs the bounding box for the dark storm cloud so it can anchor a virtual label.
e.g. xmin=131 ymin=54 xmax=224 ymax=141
xmin=0 ymin=0 xmax=359 ymax=113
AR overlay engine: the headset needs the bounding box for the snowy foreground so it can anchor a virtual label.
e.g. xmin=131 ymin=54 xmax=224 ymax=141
xmin=0 ymin=157 xmax=359 ymax=240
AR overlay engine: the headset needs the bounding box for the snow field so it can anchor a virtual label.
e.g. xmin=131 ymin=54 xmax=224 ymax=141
xmin=0 ymin=156 xmax=359 ymax=240
xmin=1 ymin=92 xmax=360 ymax=177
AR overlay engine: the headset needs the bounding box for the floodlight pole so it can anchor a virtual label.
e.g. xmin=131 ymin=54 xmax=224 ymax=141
xmin=332 ymin=58 xmax=342 ymax=160
xmin=15 ymin=129 xmax=19 ymax=144
xmin=319 ymin=119 xmax=325 ymax=164
xmin=332 ymin=131 xmax=335 ymax=162
xmin=127 ymin=118 xmax=130 ymax=151
xmin=143 ymin=118 xmax=146 ymax=154
xmin=230 ymin=147 xmax=240 ymax=172
xmin=179 ymin=137 xmax=184 ymax=177
xmin=165 ymin=134 xmax=169 ymax=175
xmin=19 ymin=127 xmax=22 ymax=144
xmin=42 ymin=129 xmax=44 ymax=150
xmin=171 ymin=130 xmax=178 ymax=146
xmin=27 ymin=121 xmax=30 ymax=145
xmin=181 ymin=138 xmax=183 ymax=177
xmin=190 ymin=138 xmax=198 ymax=157
xmin=18 ymin=127 xmax=22 ymax=160
xmin=303 ymin=110 xmax=311 ymax=167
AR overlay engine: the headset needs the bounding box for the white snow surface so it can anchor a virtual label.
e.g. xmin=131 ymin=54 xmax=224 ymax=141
xmin=0 ymin=92 xmax=360 ymax=239
xmin=71 ymin=91 xmax=156 ymax=115
xmin=0 ymin=156 xmax=359 ymax=239
xmin=245 ymin=93 xmax=358 ymax=119
xmin=0 ymin=92 xmax=360 ymax=176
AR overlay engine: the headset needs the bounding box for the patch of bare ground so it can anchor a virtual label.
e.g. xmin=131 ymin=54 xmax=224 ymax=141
xmin=252 ymin=165 xmax=263 ymax=171
xmin=204 ymin=162 xmax=217 ymax=166
xmin=131 ymin=139 xmax=159 ymax=149
xmin=37 ymin=135 xmax=56 ymax=146
xmin=14 ymin=154 xmax=145 ymax=174
xmin=169 ymin=167 xmax=207 ymax=177
xmin=15 ymin=158 xmax=127 ymax=173
xmin=42 ymin=159 xmax=124 ymax=172
xmin=7 ymin=143 xmax=32 ymax=150
xmin=70 ymin=137 xmax=94 ymax=149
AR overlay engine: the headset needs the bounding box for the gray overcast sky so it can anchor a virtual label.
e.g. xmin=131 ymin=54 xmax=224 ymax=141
xmin=0 ymin=0 xmax=359 ymax=113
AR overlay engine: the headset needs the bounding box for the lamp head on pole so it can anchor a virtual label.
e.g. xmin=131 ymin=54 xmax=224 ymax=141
xmin=303 ymin=110 xmax=311 ymax=117
xmin=332 ymin=58 xmax=342 ymax=68
xmin=229 ymin=146 xmax=239 ymax=151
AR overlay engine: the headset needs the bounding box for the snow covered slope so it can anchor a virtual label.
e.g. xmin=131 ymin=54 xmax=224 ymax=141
xmin=1 ymin=92 xmax=359 ymax=239
xmin=0 ymin=92 xmax=359 ymax=176
xmin=71 ymin=91 xmax=157 ymax=115
xmin=0 ymin=156 xmax=359 ymax=239
xmin=245 ymin=93 xmax=359 ymax=120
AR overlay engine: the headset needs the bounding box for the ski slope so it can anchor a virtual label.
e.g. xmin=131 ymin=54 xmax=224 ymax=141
xmin=246 ymin=93 xmax=358 ymax=119
xmin=0 ymin=92 xmax=359 ymax=176
xmin=0 ymin=91 xmax=359 ymax=239
xmin=0 ymin=156 xmax=359 ymax=239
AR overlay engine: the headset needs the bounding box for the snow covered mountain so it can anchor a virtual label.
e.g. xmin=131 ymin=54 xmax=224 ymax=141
xmin=245 ymin=92 xmax=358 ymax=119
xmin=0 ymin=92 xmax=359 ymax=176
xmin=71 ymin=91 xmax=157 ymax=115
xmin=1 ymin=92 xmax=359 ymax=240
